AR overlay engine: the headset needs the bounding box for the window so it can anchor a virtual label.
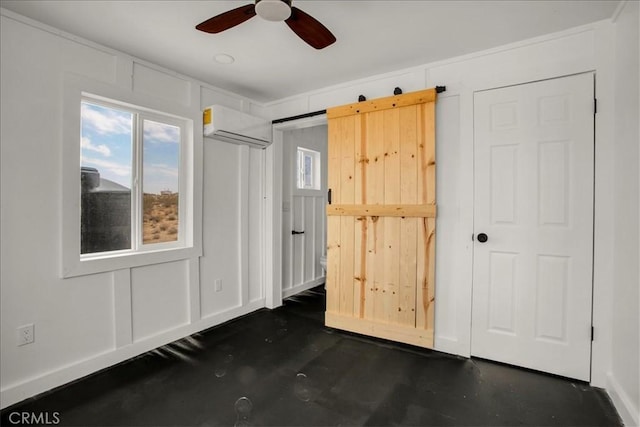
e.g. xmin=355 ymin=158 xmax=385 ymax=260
xmin=80 ymin=97 xmax=186 ymax=258
xmin=297 ymin=147 xmax=321 ymax=190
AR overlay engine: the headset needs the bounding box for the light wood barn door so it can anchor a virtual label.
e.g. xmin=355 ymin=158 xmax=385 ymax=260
xmin=325 ymin=89 xmax=438 ymax=348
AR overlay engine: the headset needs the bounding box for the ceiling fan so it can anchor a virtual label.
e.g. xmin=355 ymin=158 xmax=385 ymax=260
xmin=196 ymin=0 xmax=336 ymax=50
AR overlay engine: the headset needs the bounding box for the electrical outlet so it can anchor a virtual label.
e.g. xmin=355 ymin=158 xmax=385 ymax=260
xmin=17 ymin=324 xmax=34 ymax=346
xmin=214 ymin=279 xmax=222 ymax=292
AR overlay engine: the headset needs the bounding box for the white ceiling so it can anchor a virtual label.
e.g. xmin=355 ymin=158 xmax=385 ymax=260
xmin=1 ymin=0 xmax=619 ymax=103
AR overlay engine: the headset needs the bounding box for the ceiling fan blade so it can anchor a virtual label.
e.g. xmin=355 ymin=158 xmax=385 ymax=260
xmin=196 ymin=4 xmax=256 ymax=34
xmin=285 ymin=6 xmax=336 ymax=49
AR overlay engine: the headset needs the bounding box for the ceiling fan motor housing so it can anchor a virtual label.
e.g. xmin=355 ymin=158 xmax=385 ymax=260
xmin=255 ymin=0 xmax=292 ymax=21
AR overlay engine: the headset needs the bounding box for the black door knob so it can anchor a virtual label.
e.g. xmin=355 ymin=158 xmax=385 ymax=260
xmin=477 ymin=233 xmax=488 ymax=243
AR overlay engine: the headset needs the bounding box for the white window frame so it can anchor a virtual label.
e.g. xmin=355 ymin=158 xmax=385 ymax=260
xmin=62 ymin=76 xmax=200 ymax=278
xmin=296 ymin=147 xmax=321 ymax=190
xmin=80 ymin=98 xmax=187 ymax=258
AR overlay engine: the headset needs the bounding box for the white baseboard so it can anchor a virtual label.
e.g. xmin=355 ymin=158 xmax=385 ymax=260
xmin=607 ymin=372 xmax=640 ymax=427
xmin=282 ymin=277 xmax=325 ymax=299
xmin=0 ymin=299 xmax=265 ymax=410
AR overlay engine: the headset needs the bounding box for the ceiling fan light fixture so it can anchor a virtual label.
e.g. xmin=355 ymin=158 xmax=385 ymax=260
xmin=255 ymin=0 xmax=292 ymax=22
xmin=196 ymin=0 xmax=335 ymax=50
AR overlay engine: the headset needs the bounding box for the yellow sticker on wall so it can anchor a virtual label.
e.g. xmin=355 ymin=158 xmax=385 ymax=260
xmin=203 ymin=108 xmax=212 ymax=125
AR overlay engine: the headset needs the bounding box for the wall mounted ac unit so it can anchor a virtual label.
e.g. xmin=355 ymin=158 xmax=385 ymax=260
xmin=203 ymin=105 xmax=272 ymax=148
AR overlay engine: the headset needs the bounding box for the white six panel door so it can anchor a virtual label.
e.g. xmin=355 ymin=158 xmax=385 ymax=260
xmin=471 ymin=73 xmax=594 ymax=381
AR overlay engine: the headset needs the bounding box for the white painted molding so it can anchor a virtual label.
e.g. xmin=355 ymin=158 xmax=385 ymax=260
xmin=112 ymin=269 xmax=133 ymax=347
xmin=264 ymin=132 xmax=284 ymax=309
xmin=188 ymin=258 xmax=202 ymax=323
xmin=0 ymin=299 xmax=265 ymax=409
xmin=266 ymin=115 xmax=328 ymax=309
xmin=264 ymin=20 xmax=610 ymax=112
xmin=60 ymin=72 xmax=202 ymax=278
xmin=611 ymin=0 xmax=629 ymax=23
xmin=0 ymin=8 xmax=263 ymax=109
xmin=590 ymin=21 xmax=617 ymax=389
xmin=239 ymin=146 xmax=250 ymax=306
xmin=607 ymin=373 xmax=640 ymax=427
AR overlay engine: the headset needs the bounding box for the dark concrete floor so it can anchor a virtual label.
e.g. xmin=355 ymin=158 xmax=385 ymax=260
xmin=1 ymin=286 xmax=622 ymax=426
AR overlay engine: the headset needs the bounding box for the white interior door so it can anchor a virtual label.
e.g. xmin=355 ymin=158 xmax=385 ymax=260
xmin=282 ymin=125 xmax=328 ymax=298
xmin=471 ymin=73 xmax=595 ymax=381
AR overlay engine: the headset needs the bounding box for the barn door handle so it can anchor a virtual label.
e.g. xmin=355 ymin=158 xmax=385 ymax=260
xmin=476 ymin=233 xmax=488 ymax=243
xmin=327 ymin=188 xmax=332 ymax=205
xmin=292 ymin=230 xmax=305 ymax=235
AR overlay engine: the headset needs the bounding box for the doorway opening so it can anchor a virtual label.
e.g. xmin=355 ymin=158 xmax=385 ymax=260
xmin=265 ymin=114 xmax=328 ymax=308
xmin=282 ymin=124 xmax=328 ymax=298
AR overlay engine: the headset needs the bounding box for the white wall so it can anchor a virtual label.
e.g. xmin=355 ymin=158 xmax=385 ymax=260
xmin=265 ymin=17 xmax=625 ymax=397
xmin=609 ymin=2 xmax=640 ymax=425
xmin=0 ymin=11 xmax=265 ymax=409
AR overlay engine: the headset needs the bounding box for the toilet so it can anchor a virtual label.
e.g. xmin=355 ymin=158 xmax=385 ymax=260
xmin=319 ymin=254 xmax=327 ymax=289
xmin=319 ymin=254 xmax=327 ymax=275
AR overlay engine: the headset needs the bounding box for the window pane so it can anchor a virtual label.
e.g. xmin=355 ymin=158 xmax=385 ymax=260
xmin=80 ymin=102 xmax=133 ymax=254
xmin=297 ymin=147 xmax=321 ymax=190
xmin=304 ymin=154 xmax=313 ymax=187
xmin=142 ymin=120 xmax=180 ymax=244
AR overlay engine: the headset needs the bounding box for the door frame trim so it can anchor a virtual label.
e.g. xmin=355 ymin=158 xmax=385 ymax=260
xmin=265 ymin=114 xmax=328 ymax=308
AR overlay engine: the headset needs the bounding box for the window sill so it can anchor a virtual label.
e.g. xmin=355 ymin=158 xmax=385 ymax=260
xmin=61 ymin=245 xmax=201 ymax=278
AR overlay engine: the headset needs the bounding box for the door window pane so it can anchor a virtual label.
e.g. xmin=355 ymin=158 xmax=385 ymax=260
xmin=297 ymin=147 xmax=321 ymax=190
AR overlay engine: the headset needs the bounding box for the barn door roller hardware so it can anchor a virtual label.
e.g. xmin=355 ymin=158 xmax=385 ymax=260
xmin=357 ymin=86 xmax=445 ymax=104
